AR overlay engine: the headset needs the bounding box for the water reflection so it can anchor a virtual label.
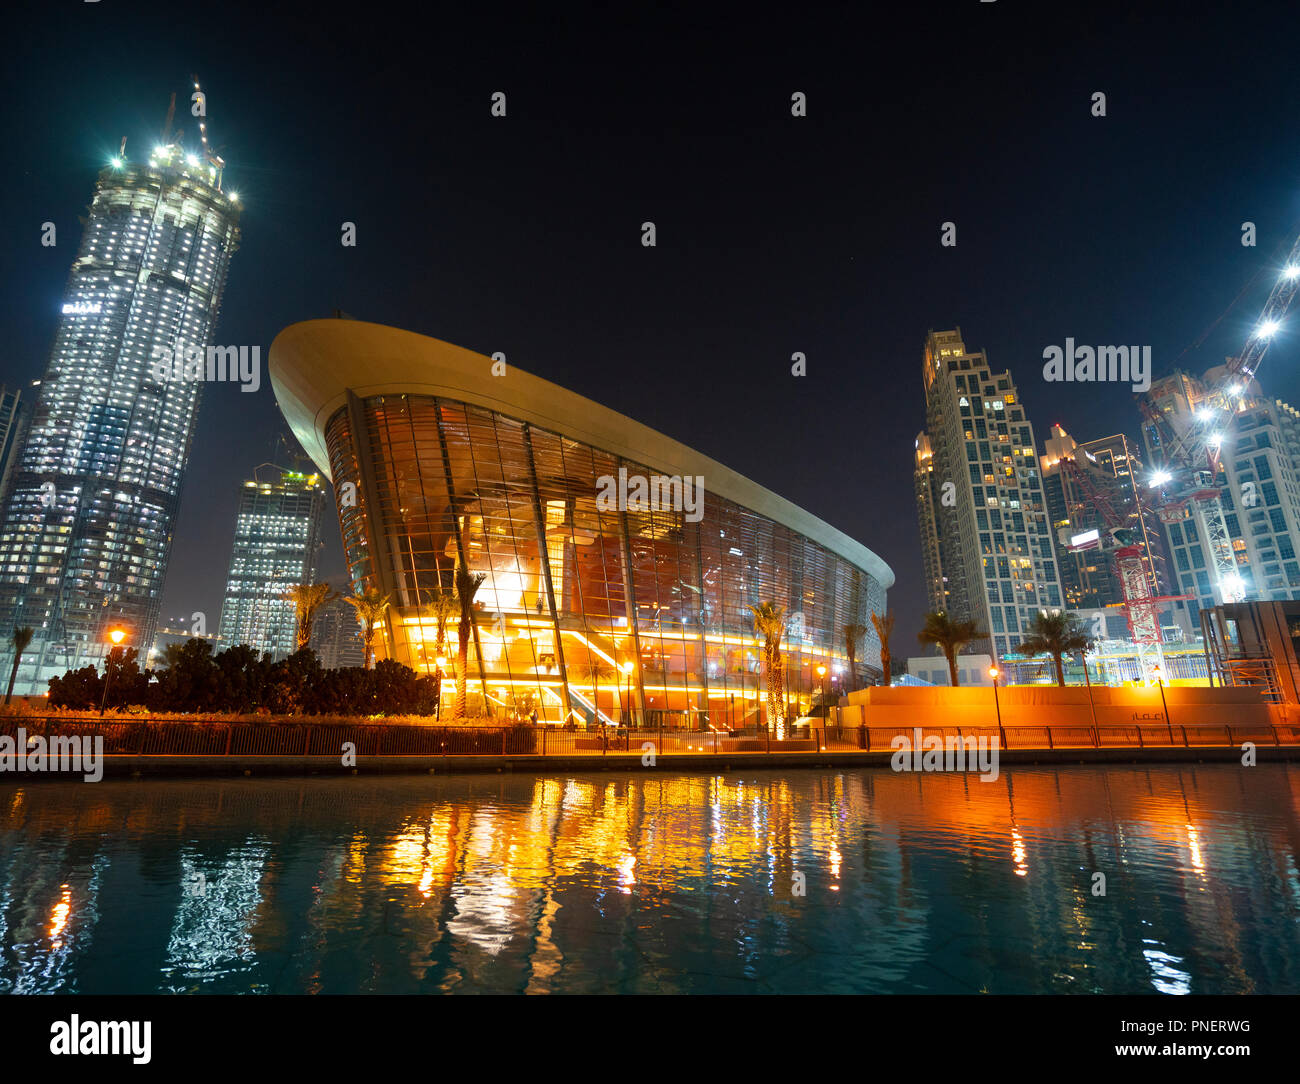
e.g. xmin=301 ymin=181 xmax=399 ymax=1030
xmin=1 ymin=765 xmax=1299 ymax=994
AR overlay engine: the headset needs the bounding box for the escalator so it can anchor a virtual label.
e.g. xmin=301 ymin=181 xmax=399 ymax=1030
xmin=566 ymin=685 xmax=619 ymax=728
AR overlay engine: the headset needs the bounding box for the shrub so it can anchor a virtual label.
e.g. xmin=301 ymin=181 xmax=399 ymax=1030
xmin=47 ymin=641 xmax=440 ymax=718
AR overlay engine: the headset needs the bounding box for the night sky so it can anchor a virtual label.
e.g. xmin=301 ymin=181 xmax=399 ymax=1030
xmin=4 ymin=1 xmax=1300 ymax=649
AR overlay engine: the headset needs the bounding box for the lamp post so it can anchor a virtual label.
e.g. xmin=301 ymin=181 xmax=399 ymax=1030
xmin=1081 ymin=649 xmax=1098 ymax=736
xmin=816 ymin=664 xmax=828 ymax=725
xmin=989 ymin=666 xmax=1005 ymax=748
xmin=435 ymin=655 xmax=447 ymax=721
xmin=99 ymin=628 xmax=126 ymax=716
xmin=1153 ymin=663 xmax=1173 ymax=744
xmin=621 ymin=660 xmax=634 ymax=729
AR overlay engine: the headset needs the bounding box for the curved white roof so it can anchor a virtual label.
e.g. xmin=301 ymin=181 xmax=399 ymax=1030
xmin=268 ymin=319 xmax=894 ymax=587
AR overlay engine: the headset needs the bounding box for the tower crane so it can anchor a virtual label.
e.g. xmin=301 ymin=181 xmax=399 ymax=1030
xmin=1060 ymin=455 xmax=1189 ymax=680
xmin=1140 ymin=231 xmax=1300 ymax=603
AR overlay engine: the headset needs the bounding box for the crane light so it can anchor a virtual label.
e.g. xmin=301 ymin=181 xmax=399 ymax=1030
xmin=1222 ymin=573 xmax=1246 ymax=599
xmin=1207 ymin=432 xmax=1224 ymax=448
xmin=1150 ymin=471 xmax=1172 ymax=487
xmin=1285 ymin=266 xmax=1300 ymax=281
xmin=1260 ymin=319 xmax=1281 ymax=338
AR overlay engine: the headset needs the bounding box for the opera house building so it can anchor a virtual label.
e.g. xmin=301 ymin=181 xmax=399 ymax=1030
xmin=269 ymin=320 xmax=893 ymax=726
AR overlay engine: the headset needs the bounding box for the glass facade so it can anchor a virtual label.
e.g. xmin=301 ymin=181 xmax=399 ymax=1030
xmin=0 ymin=145 xmax=240 ymax=693
xmin=0 ymin=384 xmax=33 ymax=507
xmin=324 ymin=393 xmax=887 ymax=726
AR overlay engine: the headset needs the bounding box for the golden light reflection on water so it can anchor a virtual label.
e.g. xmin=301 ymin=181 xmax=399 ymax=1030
xmin=1011 ymin=827 xmax=1028 ymax=877
xmin=2 ymin=765 xmax=1299 ymax=993
xmin=1186 ymin=823 xmax=1205 ymax=874
xmin=48 ymin=885 xmax=71 ymax=947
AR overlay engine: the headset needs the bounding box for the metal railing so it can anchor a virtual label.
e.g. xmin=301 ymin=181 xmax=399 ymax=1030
xmin=2 ymin=716 xmax=1298 ymax=759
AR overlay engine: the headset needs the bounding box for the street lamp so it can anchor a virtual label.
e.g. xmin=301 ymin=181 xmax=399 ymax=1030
xmin=1152 ymin=663 xmax=1174 ymax=744
xmin=1081 ymin=649 xmax=1098 ymax=733
xmin=816 ymin=664 xmax=828 ymax=724
xmin=435 ymin=655 xmax=447 ymax=721
xmin=100 ymin=628 xmax=126 ymax=716
xmin=621 ymin=660 xmax=634 ymax=729
xmin=989 ymin=666 xmax=1006 ymax=748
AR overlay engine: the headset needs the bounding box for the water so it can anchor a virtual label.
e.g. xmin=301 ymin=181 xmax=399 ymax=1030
xmin=2 ymin=765 xmax=1299 ymax=994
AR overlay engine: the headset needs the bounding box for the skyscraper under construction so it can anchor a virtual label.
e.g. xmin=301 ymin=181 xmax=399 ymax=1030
xmin=0 ymin=88 xmax=241 ymax=693
xmin=217 ymin=468 xmax=327 ymax=660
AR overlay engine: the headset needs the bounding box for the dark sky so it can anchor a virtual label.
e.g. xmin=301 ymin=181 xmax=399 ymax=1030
xmin=4 ymin=0 xmax=1300 ymax=648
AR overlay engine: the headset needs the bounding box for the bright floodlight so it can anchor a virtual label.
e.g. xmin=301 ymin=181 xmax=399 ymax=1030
xmin=1196 ymin=408 xmax=1214 ymax=421
xmin=1286 ymin=266 xmax=1300 ymax=281
xmin=1207 ymin=432 xmax=1224 ymax=447
xmin=1260 ymin=318 xmax=1282 ymax=338
xmin=1150 ymin=471 xmax=1172 ymax=487
xmin=186 ymin=154 xmax=199 ymax=167
xmin=109 ymin=157 xmax=122 ymax=168
xmin=1226 ymin=383 xmax=1242 ymax=395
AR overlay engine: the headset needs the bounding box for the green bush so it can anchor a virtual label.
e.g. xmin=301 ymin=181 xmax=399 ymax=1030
xmin=47 ymin=640 xmax=440 ymax=717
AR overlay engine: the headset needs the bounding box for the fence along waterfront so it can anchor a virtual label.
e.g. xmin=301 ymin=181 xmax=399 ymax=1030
xmin=1 ymin=716 xmax=1296 ymax=761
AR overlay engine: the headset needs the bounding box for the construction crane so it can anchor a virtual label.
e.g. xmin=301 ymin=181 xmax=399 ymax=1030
xmin=1060 ymin=455 xmax=1189 ymax=680
xmin=140 ymin=78 xmax=227 ymax=191
xmin=1141 ymin=231 xmax=1300 ymax=603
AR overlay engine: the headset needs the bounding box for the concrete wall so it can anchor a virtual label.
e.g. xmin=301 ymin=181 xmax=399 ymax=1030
xmin=841 ymin=684 xmax=1270 ymax=728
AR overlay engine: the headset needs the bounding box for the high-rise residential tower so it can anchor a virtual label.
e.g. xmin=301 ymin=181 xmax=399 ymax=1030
xmin=217 ymin=469 xmax=327 ymax=659
xmin=0 ymin=114 xmax=241 ymax=693
xmin=914 ymin=431 xmax=953 ymax=613
xmin=914 ymin=328 xmax=1065 ymax=660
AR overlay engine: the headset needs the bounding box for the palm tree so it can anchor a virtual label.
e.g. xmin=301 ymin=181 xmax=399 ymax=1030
xmin=1016 ymin=610 xmax=1094 ymax=687
xmin=749 ymin=601 xmax=787 ymax=739
xmin=575 ymin=659 xmax=614 ymax=727
xmin=917 ymin=610 xmax=987 ymax=687
xmin=453 ymin=562 xmax=487 ymax=719
xmin=421 ymin=587 xmax=459 ymax=660
xmin=284 ymin=583 xmax=336 ymax=652
xmin=5 ymin=627 xmax=34 ymax=706
xmin=869 ymin=609 xmax=896 ymax=686
xmin=344 ymin=587 xmax=393 ymax=668
xmin=843 ymin=623 xmax=867 ymax=689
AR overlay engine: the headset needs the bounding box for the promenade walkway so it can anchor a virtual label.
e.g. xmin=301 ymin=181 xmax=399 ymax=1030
xmin=3 ymin=715 xmax=1298 ymax=778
